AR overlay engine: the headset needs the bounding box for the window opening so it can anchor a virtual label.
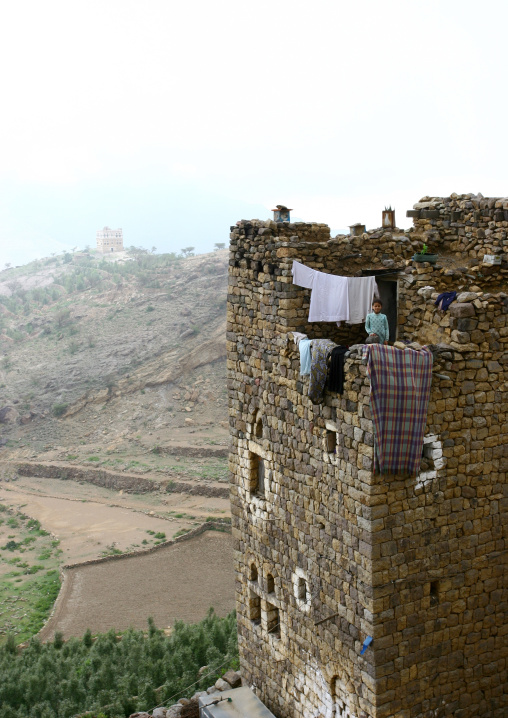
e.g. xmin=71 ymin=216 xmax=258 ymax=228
xmin=293 ymin=569 xmax=311 ymax=613
xmin=296 ymin=576 xmax=308 ymax=602
xmin=254 ymin=416 xmax=262 ymax=439
xmin=266 ymin=573 xmax=275 ymax=593
xmin=430 ymin=580 xmax=439 ymax=607
xmin=265 ymin=601 xmax=280 ymax=638
xmin=249 ymin=563 xmax=258 ymax=582
xmin=249 ymin=590 xmax=261 ymax=624
xmin=250 ymin=453 xmax=265 ymax=497
xmin=421 ymin=442 xmax=436 ymax=472
xmin=326 ymin=430 xmax=336 ymax=454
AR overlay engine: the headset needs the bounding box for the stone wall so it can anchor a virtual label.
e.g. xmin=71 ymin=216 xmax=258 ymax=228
xmin=227 ymin=199 xmax=507 ymax=718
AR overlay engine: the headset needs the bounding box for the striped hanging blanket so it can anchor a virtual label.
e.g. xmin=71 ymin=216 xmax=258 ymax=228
xmin=366 ymin=344 xmax=433 ymax=475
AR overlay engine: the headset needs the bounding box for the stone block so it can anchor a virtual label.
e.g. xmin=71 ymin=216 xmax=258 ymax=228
xmin=450 ymin=303 xmax=476 ymax=318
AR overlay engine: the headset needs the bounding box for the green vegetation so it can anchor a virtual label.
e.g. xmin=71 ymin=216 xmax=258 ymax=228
xmin=100 ymin=544 xmax=124 ymax=557
xmin=0 ymin=506 xmax=61 ymax=644
xmin=0 ymin=570 xmax=61 ymax=644
xmin=0 ymin=250 xmax=182 ymax=332
xmin=0 ymin=610 xmax=238 ymax=718
xmin=52 ymin=403 xmax=68 ymax=417
xmin=173 ymin=529 xmax=191 ymax=538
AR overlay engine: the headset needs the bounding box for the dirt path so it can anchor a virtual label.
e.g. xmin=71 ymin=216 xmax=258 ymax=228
xmin=38 ymin=530 xmax=235 ymax=640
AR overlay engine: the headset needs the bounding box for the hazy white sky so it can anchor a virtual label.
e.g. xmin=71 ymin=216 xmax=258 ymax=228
xmin=1 ymin=0 xmax=508 ymax=265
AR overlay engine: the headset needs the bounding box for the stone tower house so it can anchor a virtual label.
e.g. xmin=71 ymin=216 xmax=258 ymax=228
xmin=227 ymin=195 xmax=507 ymax=718
xmin=96 ymin=226 xmax=123 ymax=253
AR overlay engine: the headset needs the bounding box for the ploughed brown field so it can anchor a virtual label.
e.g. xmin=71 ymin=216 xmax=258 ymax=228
xmin=39 ymin=530 xmax=235 ymax=640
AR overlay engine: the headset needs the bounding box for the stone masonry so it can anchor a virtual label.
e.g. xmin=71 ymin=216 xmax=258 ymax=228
xmin=227 ymin=194 xmax=507 ymax=718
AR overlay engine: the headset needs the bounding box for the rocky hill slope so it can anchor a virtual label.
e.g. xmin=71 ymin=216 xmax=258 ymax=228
xmin=0 ymin=249 xmax=229 ymax=467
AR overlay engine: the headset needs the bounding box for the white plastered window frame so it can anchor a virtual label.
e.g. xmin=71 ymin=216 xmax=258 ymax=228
xmin=324 ymin=420 xmax=339 ymax=466
xmin=416 ymin=434 xmax=445 ymax=490
xmin=293 ymin=567 xmax=312 ymax=615
xmin=246 ymin=440 xmax=271 ymax=510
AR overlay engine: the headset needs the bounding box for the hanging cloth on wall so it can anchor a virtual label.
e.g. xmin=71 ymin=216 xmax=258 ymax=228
xmin=292 ymin=260 xmax=317 ymax=289
xmin=346 ymin=276 xmax=378 ymax=324
xmin=308 ymin=272 xmax=349 ymax=322
xmin=308 ymin=339 xmax=336 ymax=404
xmin=327 ymin=345 xmax=348 ymax=394
xmin=299 ymin=338 xmax=313 ymax=376
xmin=292 ymin=260 xmax=376 ymax=324
xmin=366 ymin=344 xmax=433 ymax=476
xmin=434 ymin=291 xmax=457 ymax=311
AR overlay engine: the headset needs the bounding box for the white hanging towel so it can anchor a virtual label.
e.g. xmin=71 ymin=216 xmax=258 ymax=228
xmin=308 ymin=271 xmax=349 ymax=322
xmin=346 ymin=276 xmax=378 ymax=324
xmin=292 ymin=260 xmax=317 ymax=289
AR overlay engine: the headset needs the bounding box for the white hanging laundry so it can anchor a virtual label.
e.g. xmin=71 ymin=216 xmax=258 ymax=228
xmin=292 ymin=260 xmax=377 ymax=324
xmin=291 ymin=331 xmax=308 ymax=346
xmin=346 ymin=276 xmax=378 ymax=324
xmin=308 ymin=271 xmax=349 ymax=322
xmin=292 ymin=260 xmax=317 ymax=289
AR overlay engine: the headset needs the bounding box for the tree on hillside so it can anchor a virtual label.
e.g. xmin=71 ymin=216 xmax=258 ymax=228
xmin=151 ymin=246 xmax=157 ymax=254
xmin=180 ymin=247 xmax=195 ymax=258
xmin=214 ymin=243 xmax=225 ymax=251
xmin=6 ymin=280 xmax=22 ymax=297
xmin=127 ymin=246 xmax=149 ymax=264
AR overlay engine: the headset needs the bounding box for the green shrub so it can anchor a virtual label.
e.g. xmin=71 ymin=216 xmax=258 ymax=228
xmin=2 ymin=540 xmax=18 ymax=551
xmin=24 ymin=564 xmax=45 ymax=574
xmin=174 ymin=528 xmax=191 ymax=538
xmin=52 ymin=403 xmax=68 ymax=417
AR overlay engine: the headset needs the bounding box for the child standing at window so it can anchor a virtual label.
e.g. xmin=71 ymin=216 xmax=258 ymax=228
xmin=365 ymin=299 xmax=389 ymax=345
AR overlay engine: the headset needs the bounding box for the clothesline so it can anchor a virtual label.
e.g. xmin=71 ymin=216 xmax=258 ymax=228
xmin=292 ymin=260 xmax=378 ymax=323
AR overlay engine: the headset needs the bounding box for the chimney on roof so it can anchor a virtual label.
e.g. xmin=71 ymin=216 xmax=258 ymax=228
xmin=349 ymin=223 xmax=366 ymax=237
xmin=272 ymin=205 xmax=292 ymax=223
xmin=382 ymin=206 xmax=395 ymax=229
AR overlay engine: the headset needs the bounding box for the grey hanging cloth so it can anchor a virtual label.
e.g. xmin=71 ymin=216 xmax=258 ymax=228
xmin=308 ymin=339 xmax=336 ymax=404
xmin=327 ymin=345 xmax=348 ymax=394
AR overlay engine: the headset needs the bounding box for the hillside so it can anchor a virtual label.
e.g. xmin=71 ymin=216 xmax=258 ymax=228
xmin=0 ymin=249 xmax=229 ymax=467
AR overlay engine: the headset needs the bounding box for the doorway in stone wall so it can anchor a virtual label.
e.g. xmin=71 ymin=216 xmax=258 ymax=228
xmin=375 ymin=276 xmax=398 ymax=342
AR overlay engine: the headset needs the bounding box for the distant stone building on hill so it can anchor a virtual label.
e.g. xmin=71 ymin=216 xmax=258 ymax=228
xmin=227 ymin=195 xmax=507 ymax=718
xmin=96 ymin=227 xmax=123 ymax=253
